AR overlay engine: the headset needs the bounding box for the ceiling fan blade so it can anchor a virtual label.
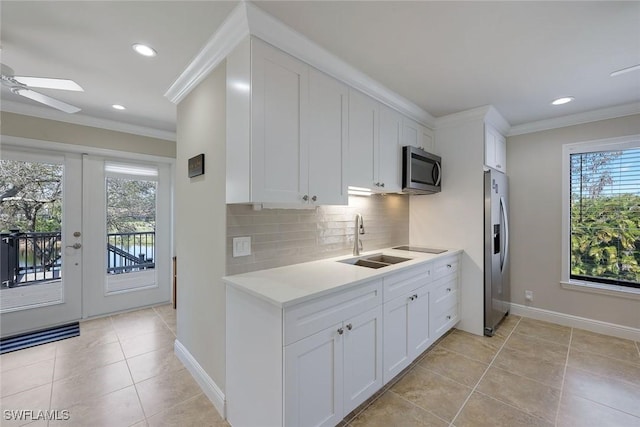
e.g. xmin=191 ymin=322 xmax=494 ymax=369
xmin=12 ymin=76 xmax=83 ymax=91
xmin=12 ymin=88 xmax=81 ymax=113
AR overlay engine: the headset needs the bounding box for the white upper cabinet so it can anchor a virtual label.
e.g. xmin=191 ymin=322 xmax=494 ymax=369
xmin=251 ymin=38 xmax=309 ymax=204
xmin=402 ymin=117 xmax=434 ymax=153
xmin=227 ymin=37 xmax=348 ymax=205
xmin=348 ymin=89 xmax=403 ymax=192
xmin=348 ymin=89 xmax=378 ymax=189
xmin=377 ymin=104 xmax=402 ymax=192
xmin=484 ymin=123 xmax=506 ymax=172
xmin=308 ymin=68 xmax=349 ymax=205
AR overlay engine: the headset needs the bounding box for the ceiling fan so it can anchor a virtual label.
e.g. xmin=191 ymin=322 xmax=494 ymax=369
xmin=1 ymin=63 xmax=83 ymax=113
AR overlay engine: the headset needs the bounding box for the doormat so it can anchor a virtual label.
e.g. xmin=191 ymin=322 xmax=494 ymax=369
xmin=0 ymin=322 xmax=80 ymax=354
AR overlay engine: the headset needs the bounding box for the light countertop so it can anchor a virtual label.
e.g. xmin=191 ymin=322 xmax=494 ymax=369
xmin=223 ymin=247 xmax=462 ymax=308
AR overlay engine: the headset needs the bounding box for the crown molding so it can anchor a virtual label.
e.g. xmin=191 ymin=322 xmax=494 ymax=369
xmin=508 ymin=102 xmax=640 ymax=136
xmin=164 ymin=1 xmax=434 ymax=127
xmin=1 ymin=100 xmax=176 ymax=141
xmin=433 ymin=105 xmax=510 ymax=134
xmin=164 ymin=2 xmax=249 ymax=104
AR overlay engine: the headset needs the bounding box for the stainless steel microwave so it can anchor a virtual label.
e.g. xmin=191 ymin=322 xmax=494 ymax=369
xmin=401 ymin=146 xmax=442 ymax=194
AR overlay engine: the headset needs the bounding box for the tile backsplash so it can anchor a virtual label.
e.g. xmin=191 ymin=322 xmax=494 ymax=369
xmin=226 ymin=194 xmax=409 ymax=275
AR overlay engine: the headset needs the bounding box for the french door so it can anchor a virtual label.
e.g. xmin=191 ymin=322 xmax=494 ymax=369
xmin=1 ymin=147 xmax=172 ymax=337
xmin=0 ymin=149 xmax=83 ymax=337
xmin=82 ymin=155 xmax=171 ymax=317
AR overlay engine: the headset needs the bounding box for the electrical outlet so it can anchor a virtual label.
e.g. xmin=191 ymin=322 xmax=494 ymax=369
xmin=525 ymin=290 xmax=533 ymax=301
xmin=232 ymin=236 xmax=251 ymax=257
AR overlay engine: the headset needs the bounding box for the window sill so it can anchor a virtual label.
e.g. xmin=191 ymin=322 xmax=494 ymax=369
xmin=560 ymin=280 xmax=640 ymax=300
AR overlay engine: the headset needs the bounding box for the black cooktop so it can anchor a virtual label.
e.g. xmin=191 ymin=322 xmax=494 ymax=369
xmin=392 ymin=246 xmax=448 ymax=254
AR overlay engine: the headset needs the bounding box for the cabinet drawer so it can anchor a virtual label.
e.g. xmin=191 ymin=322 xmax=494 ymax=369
xmin=433 ymin=256 xmax=459 ymax=279
xmin=284 ymin=279 xmax=383 ymax=345
xmin=383 ymin=264 xmax=431 ymax=302
xmin=433 ymin=299 xmax=459 ymax=337
xmin=431 ymin=274 xmax=459 ymax=307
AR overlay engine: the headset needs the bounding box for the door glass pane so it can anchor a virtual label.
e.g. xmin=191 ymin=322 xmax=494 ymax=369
xmin=0 ymin=159 xmax=64 ymax=312
xmin=106 ymin=175 xmax=157 ymax=292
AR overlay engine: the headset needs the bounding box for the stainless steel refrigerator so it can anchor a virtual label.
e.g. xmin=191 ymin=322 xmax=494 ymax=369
xmin=484 ymin=169 xmax=510 ymax=336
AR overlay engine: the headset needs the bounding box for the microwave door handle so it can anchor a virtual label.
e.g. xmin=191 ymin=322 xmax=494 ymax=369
xmin=434 ymin=161 xmax=442 ymax=186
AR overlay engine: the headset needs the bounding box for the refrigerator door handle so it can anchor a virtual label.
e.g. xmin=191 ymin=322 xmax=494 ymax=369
xmin=500 ymin=195 xmax=509 ymax=272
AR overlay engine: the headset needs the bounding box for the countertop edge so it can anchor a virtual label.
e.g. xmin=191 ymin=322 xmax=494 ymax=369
xmin=224 ymin=248 xmax=463 ymax=308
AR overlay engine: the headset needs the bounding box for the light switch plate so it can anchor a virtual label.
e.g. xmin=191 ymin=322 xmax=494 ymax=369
xmin=232 ymin=236 xmax=251 ymax=257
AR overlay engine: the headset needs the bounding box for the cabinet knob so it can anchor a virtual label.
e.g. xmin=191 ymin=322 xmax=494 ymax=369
xmin=381 ymin=182 xmax=385 ymax=188
xmin=337 ymin=327 xmax=344 ymax=335
xmin=496 ymin=164 xmax=502 ymax=169
xmin=374 ymin=182 xmax=380 ymax=187
xmin=311 ymin=195 xmax=317 ymax=202
xmin=409 ymin=296 xmax=415 ymax=301
xmin=413 ymin=294 xmax=418 ymax=299
xmin=446 ymin=288 xmax=452 ymax=292
xmin=447 ymin=264 xmax=452 ymax=269
xmin=302 ymin=195 xmax=309 ymax=201
xmin=446 ymin=315 xmax=452 ymax=320
xmin=346 ymin=323 xmax=352 ymax=331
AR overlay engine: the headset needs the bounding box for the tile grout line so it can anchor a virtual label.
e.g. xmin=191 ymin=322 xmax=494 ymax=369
xmin=344 ymin=331 xmax=455 ymax=425
xmin=554 ymin=326 xmax=573 ymax=427
xmin=386 ymin=388 xmax=452 ymax=426
xmin=448 ymin=316 xmax=522 ymax=427
xmin=113 ymin=314 xmax=148 ymax=426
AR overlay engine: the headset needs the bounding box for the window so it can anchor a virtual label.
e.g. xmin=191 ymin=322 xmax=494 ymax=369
xmin=562 ymin=135 xmax=640 ymax=292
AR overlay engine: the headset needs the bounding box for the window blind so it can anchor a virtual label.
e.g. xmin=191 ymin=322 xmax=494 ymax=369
xmin=569 ymin=147 xmax=640 ymax=288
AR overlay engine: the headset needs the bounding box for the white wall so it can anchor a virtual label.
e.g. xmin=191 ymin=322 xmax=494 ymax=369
xmin=1 ymin=112 xmax=175 ymax=157
xmin=410 ymin=118 xmax=485 ymax=335
xmin=175 ymin=64 xmax=227 ymax=389
xmin=508 ymin=114 xmax=640 ymax=329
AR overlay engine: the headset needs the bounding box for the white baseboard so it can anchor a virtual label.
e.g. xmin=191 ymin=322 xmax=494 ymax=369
xmin=174 ymin=339 xmax=226 ymax=419
xmin=510 ymin=303 xmax=640 ymax=342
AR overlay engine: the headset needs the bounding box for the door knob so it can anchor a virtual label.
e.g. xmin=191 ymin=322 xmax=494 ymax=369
xmin=73 ymin=231 xmax=81 ymax=237
xmin=66 ymin=243 xmax=82 ymax=249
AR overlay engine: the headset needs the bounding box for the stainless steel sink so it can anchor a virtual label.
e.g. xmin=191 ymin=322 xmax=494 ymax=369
xmin=338 ymin=253 xmax=411 ymax=269
xmin=364 ymin=254 xmax=411 ymax=265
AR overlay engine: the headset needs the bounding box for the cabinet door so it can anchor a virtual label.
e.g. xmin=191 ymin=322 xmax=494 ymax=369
xmin=402 ymin=118 xmax=433 ymax=152
xmin=382 ymin=294 xmax=411 ymax=384
xmin=420 ymin=126 xmax=435 ymax=153
xmin=251 ymin=38 xmax=309 ymax=203
xmin=402 ymin=117 xmax=421 ymax=149
xmin=377 ymin=104 xmax=402 ymax=192
xmin=308 ymin=69 xmax=348 ymax=205
xmin=343 ymin=305 xmax=383 ymax=414
xmin=485 ymin=124 xmax=506 ymax=172
xmin=285 ymin=323 xmax=344 ymax=427
xmin=494 ymin=132 xmax=506 ymax=172
xmin=348 ymin=89 xmax=377 ymax=189
xmin=408 ymin=285 xmax=431 ymax=356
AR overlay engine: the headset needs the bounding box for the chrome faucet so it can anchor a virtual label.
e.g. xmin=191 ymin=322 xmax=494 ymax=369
xmin=353 ymin=213 xmax=365 ymax=256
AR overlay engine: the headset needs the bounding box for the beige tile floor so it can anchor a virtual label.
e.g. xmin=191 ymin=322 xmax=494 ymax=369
xmin=346 ymin=315 xmax=640 ymax=427
xmin=1 ymin=304 xmax=228 ymax=427
xmin=1 ymin=308 xmax=639 ymax=427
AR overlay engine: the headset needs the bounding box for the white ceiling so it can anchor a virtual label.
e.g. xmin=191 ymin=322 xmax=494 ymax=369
xmin=1 ymin=1 xmax=639 ymax=137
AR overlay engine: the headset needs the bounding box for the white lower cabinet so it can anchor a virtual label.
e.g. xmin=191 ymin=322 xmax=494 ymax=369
xmin=285 ymin=322 xmax=344 ymax=427
xmin=225 ymin=253 xmax=461 ymax=427
xmin=284 ymin=305 xmax=383 ymax=427
xmin=383 ymin=284 xmax=430 ymax=383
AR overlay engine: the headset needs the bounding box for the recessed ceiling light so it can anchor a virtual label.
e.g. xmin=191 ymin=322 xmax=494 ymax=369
xmin=551 ymin=97 xmax=574 ymax=106
xmin=112 ymin=104 xmax=126 ymax=110
xmin=610 ymin=64 xmax=640 ymax=77
xmin=132 ymin=43 xmax=157 ymax=57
